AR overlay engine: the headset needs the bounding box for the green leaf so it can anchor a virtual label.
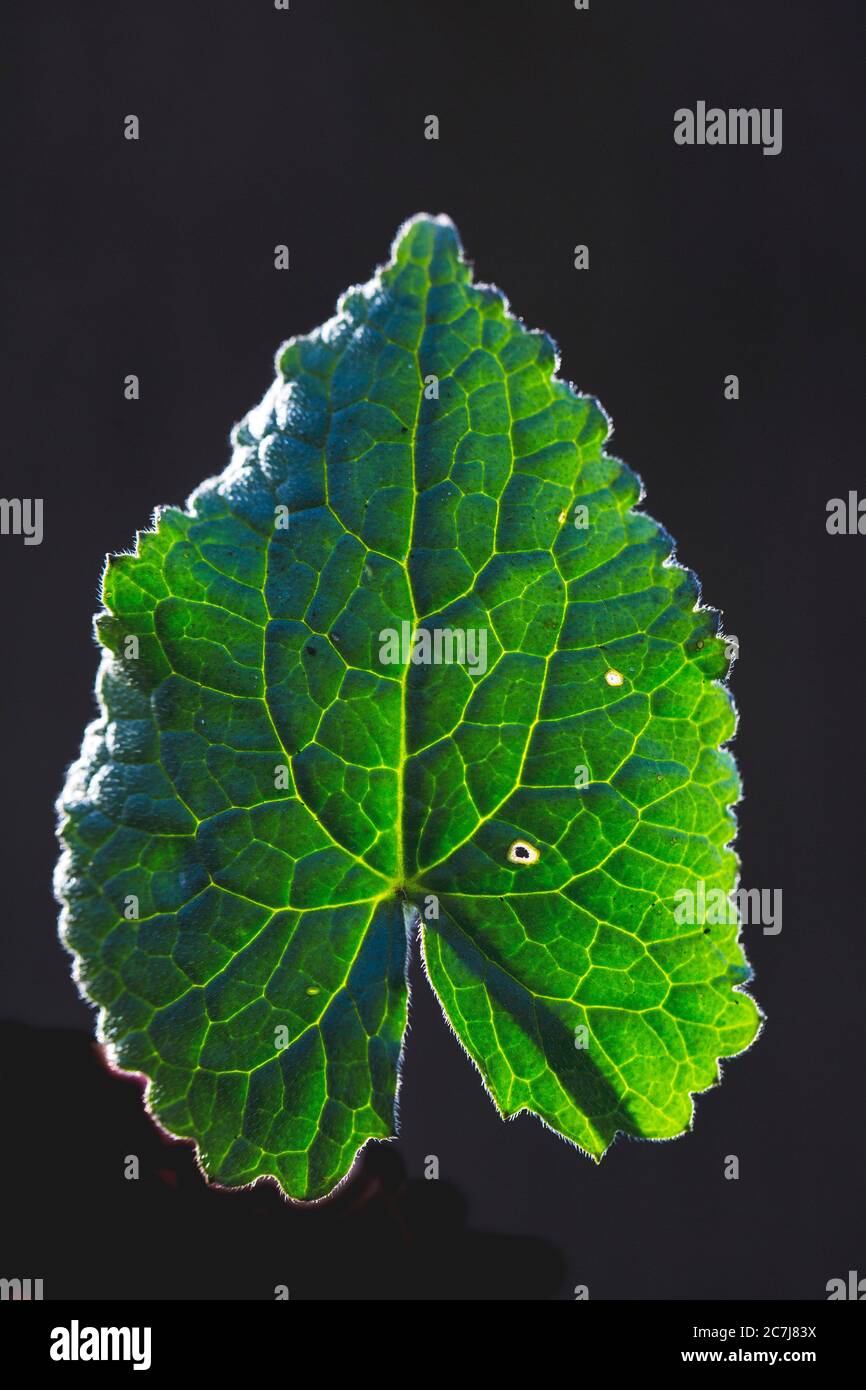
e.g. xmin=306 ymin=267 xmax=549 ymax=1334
xmin=56 ymin=215 xmax=760 ymax=1200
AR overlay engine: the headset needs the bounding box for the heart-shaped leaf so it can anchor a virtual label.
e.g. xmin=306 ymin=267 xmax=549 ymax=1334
xmin=56 ymin=215 xmax=760 ymax=1199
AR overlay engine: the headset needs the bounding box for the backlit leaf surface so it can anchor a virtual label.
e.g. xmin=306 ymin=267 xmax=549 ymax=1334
xmin=56 ymin=216 xmax=759 ymax=1199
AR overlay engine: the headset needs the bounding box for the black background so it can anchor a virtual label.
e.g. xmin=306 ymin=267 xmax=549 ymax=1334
xmin=1 ymin=0 xmax=863 ymax=1300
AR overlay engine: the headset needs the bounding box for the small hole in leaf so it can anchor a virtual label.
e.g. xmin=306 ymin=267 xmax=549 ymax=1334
xmin=507 ymin=840 xmax=540 ymax=865
xmin=604 ymin=668 xmax=624 ymax=687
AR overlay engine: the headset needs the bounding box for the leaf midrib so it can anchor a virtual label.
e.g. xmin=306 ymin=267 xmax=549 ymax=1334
xmin=393 ymin=244 xmax=432 ymax=891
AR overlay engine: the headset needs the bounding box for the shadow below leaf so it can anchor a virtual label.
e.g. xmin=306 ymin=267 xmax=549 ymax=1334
xmin=0 ymin=1021 xmax=566 ymax=1300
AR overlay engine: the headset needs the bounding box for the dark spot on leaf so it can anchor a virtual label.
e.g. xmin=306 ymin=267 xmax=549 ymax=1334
xmin=507 ymin=839 xmax=539 ymax=864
